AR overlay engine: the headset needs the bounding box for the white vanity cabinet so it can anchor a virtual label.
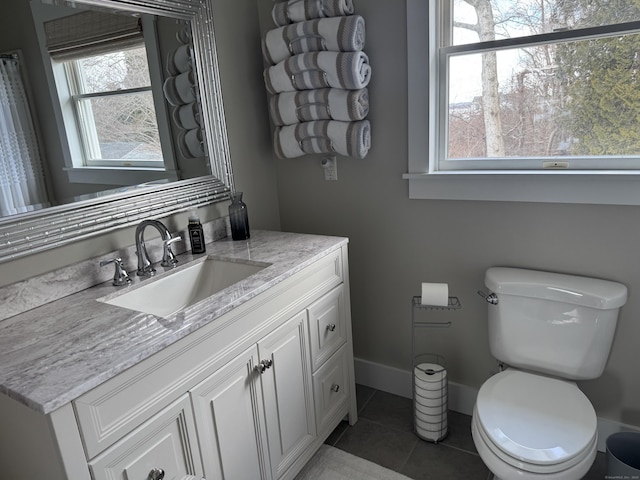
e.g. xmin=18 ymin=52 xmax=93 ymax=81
xmin=259 ymin=310 xmax=316 ymax=480
xmin=190 ymin=345 xmax=269 ymax=480
xmin=0 ymin=241 xmax=357 ymax=480
xmin=192 ymin=310 xmax=315 ymax=480
xmin=88 ymin=394 xmax=204 ymax=480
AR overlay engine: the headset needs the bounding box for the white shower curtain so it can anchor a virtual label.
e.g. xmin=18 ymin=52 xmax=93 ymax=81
xmin=0 ymin=57 xmax=49 ymax=217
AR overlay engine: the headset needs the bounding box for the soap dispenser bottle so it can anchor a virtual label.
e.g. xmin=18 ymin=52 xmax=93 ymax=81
xmin=229 ymin=191 xmax=250 ymax=240
xmin=188 ymin=211 xmax=206 ymax=254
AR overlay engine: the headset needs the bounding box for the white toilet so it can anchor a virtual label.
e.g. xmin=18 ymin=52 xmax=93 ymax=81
xmin=472 ymin=267 xmax=627 ymax=480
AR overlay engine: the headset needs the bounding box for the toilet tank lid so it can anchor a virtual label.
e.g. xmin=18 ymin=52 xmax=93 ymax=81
xmin=485 ymin=267 xmax=627 ymax=309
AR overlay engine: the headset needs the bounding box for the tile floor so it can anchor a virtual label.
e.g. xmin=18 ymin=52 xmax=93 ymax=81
xmin=325 ymin=384 xmax=607 ymax=480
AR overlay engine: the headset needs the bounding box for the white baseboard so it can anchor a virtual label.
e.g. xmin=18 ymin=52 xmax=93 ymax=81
xmin=354 ymin=357 xmax=640 ymax=453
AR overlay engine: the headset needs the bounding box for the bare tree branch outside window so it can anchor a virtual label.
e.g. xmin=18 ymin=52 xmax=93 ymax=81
xmin=447 ymin=0 xmax=640 ymax=161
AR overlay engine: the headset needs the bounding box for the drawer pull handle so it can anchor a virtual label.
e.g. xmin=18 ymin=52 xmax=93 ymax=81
xmin=331 ymin=384 xmax=340 ymax=393
xmin=255 ymin=359 xmax=273 ymax=374
xmin=149 ymin=468 xmax=165 ymax=480
xmin=327 ymin=323 xmax=337 ymax=332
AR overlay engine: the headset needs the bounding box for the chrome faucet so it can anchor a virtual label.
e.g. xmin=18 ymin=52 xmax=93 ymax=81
xmin=135 ymin=219 xmax=181 ymax=276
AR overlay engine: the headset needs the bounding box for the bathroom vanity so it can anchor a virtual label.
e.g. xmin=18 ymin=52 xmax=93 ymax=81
xmin=0 ymin=231 xmax=357 ymax=480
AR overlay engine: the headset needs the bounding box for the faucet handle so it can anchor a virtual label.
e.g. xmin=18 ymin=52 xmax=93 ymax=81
xmin=161 ymin=236 xmax=181 ymax=268
xmin=100 ymin=257 xmax=132 ymax=286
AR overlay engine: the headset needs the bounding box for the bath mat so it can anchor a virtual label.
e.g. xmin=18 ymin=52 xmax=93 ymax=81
xmin=295 ymin=445 xmax=413 ymax=480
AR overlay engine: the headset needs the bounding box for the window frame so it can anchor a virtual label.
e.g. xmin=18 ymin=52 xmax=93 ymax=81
xmin=64 ymin=52 xmax=164 ymax=169
xmin=404 ymin=0 xmax=640 ymax=205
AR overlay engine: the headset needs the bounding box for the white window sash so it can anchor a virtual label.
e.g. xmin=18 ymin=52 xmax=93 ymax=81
xmin=404 ymin=0 xmax=640 ymax=204
xmin=431 ymin=2 xmax=640 ymax=173
xmin=65 ymin=59 xmax=163 ymax=168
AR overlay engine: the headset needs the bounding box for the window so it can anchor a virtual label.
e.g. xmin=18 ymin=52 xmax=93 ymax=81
xmin=433 ymin=0 xmax=640 ymax=172
xmin=406 ymin=0 xmax=640 ymax=204
xmin=64 ymin=45 xmax=163 ymax=168
xmin=43 ymin=9 xmax=166 ymax=172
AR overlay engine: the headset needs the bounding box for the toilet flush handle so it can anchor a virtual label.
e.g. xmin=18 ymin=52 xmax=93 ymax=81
xmin=477 ymin=290 xmax=499 ymax=305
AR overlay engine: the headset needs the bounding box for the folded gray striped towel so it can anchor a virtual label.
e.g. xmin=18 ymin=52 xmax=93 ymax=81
xmin=269 ymin=88 xmax=369 ymax=126
xmin=263 ymin=15 xmax=365 ymax=65
xmin=264 ymin=51 xmax=371 ymax=94
xmin=272 ymin=0 xmax=354 ymax=27
xmin=273 ymin=119 xmax=371 ymax=159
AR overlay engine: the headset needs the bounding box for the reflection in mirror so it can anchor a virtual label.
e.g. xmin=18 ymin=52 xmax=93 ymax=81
xmin=0 ymin=0 xmax=232 ymax=263
xmin=0 ymin=51 xmax=50 ymax=217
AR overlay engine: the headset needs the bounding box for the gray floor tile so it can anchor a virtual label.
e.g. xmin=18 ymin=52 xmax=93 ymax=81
xmin=401 ymin=440 xmax=491 ymax=480
xmin=355 ymin=383 xmax=376 ymax=413
xmin=438 ymin=410 xmax=477 ymax=454
xmin=359 ymin=390 xmax=414 ymax=433
xmin=324 ymin=420 xmax=349 ymax=446
xmin=582 ymin=451 xmax=606 ymax=480
xmin=334 ymin=417 xmax=419 ymax=471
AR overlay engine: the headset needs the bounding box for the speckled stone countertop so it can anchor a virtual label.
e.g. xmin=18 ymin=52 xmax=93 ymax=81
xmin=0 ymin=230 xmax=347 ymax=415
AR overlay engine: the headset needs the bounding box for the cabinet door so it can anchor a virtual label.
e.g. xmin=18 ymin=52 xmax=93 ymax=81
xmin=88 ymin=394 xmax=203 ymax=480
xmin=258 ymin=310 xmax=316 ymax=479
xmin=190 ymin=345 xmax=271 ymax=480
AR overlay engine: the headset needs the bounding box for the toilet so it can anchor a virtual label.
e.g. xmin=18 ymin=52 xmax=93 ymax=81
xmin=472 ymin=267 xmax=627 ymax=480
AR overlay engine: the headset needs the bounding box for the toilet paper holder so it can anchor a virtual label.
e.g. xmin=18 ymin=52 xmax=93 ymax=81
xmin=414 ymin=295 xmax=461 ymax=310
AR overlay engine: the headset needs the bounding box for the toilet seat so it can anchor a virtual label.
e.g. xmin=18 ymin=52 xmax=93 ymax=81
xmin=475 ymin=370 xmax=597 ymax=474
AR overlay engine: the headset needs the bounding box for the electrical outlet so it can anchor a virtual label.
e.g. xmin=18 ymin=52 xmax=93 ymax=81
xmin=322 ymin=156 xmax=338 ymax=181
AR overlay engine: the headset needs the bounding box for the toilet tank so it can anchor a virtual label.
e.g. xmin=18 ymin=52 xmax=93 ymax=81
xmin=484 ymin=267 xmax=627 ymax=380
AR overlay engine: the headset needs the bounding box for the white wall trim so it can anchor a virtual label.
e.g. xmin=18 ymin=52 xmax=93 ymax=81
xmin=354 ymin=357 xmax=640 ymax=452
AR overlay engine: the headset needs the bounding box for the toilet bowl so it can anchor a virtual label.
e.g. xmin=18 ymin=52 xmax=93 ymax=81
xmin=473 ymin=267 xmax=627 ymax=480
xmin=472 ymin=370 xmax=597 ymax=480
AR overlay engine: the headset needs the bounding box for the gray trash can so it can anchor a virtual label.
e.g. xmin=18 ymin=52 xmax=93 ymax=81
xmin=606 ymin=432 xmax=640 ymax=478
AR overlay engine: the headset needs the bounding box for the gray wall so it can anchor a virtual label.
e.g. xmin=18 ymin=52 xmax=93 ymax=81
xmin=263 ymin=0 xmax=640 ymax=427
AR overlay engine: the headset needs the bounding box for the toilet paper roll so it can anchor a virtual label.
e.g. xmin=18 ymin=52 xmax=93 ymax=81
xmin=420 ymin=282 xmax=449 ymax=306
xmin=413 ymin=363 xmax=447 ymax=385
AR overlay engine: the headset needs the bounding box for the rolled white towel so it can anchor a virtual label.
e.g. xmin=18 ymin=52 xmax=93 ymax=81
xmin=163 ymin=71 xmax=196 ymax=106
xmin=264 ymin=51 xmax=371 ymax=94
xmin=178 ymin=128 xmax=205 ymax=158
xmin=263 ymin=15 xmax=365 ymax=65
xmin=167 ymin=44 xmax=192 ymax=75
xmin=269 ymin=88 xmax=369 ymax=126
xmin=173 ymin=102 xmax=201 ymax=130
xmin=273 ymin=119 xmax=371 ymax=159
xmin=272 ymin=0 xmax=354 ymax=26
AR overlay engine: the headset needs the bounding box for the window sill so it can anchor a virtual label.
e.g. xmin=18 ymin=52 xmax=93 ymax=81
xmin=65 ymin=167 xmax=179 ymax=185
xmin=403 ymin=172 xmax=640 ymax=205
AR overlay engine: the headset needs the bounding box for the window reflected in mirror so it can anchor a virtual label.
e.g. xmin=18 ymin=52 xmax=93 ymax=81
xmin=64 ymin=46 xmax=165 ymax=169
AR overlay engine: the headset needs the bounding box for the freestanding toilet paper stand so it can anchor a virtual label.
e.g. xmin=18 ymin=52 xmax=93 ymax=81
xmin=411 ymin=295 xmax=461 ymax=443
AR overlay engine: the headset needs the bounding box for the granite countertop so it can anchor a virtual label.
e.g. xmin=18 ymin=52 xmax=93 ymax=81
xmin=0 ymin=231 xmax=347 ymax=415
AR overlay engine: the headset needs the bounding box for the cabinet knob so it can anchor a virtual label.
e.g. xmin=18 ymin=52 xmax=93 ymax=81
xmin=331 ymin=384 xmax=340 ymax=393
xmin=255 ymin=359 xmax=273 ymax=374
xmin=327 ymin=323 xmax=336 ymax=332
xmin=148 ymin=468 xmax=165 ymax=480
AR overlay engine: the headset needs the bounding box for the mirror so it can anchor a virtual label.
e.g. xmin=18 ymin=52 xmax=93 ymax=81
xmin=0 ymin=0 xmax=233 ymax=263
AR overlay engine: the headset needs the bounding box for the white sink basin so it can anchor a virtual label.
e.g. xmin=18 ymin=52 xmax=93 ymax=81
xmin=100 ymin=257 xmax=268 ymax=317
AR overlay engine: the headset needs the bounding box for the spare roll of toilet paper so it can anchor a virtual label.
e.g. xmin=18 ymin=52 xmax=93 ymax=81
xmin=420 ymin=282 xmax=449 ymax=306
xmin=415 ymin=363 xmax=447 ymax=383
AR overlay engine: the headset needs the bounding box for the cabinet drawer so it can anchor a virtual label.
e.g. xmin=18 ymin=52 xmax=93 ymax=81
xmin=312 ymin=344 xmax=350 ymax=434
xmin=307 ymin=285 xmax=346 ymax=372
xmin=89 ymin=394 xmax=203 ymax=480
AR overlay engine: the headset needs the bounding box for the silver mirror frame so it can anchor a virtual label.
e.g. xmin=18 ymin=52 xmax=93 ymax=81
xmin=0 ymin=0 xmax=234 ymax=264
